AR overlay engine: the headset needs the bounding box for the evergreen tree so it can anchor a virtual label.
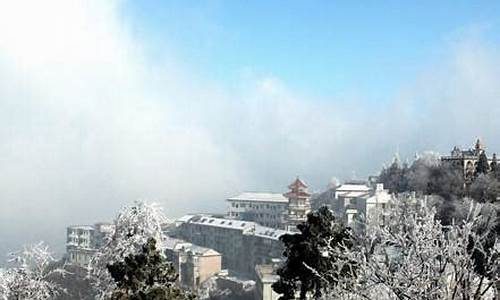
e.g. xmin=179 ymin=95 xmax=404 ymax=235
xmin=107 ymin=238 xmax=195 ymax=300
xmin=490 ymin=154 xmax=498 ymax=173
xmin=272 ymin=207 xmax=354 ymax=300
xmin=476 ymin=151 xmax=490 ymax=175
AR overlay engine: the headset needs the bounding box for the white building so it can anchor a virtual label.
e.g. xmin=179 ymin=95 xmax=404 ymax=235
xmin=333 ymin=181 xmax=392 ymax=228
xmin=227 ymin=192 xmax=288 ymax=229
xmin=66 ymin=223 xmax=114 ymax=267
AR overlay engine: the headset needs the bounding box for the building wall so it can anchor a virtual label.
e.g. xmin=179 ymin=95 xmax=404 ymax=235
xmin=227 ymin=199 xmax=287 ymax=229
xmin=333 ymin=183 xmax=392 ymax=230
xmin=173 ymin=217 xmax=287 ymax=276
xmin=197 ymin=254 xmax=222 ymax=284
xmin=176 ymin=223 xmax=246 ymax=272
xmin=66 ymin=224 xmax=114 ymax=267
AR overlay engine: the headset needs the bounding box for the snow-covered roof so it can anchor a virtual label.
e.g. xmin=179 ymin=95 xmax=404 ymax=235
xmin=253 ymin=225 xmax=289 ymax=241
xmin=176 ymin=214 xmax=293 ymax=240
xmin=163 ymin=236 xmax=220 ymax=256
xmin=67 ymin=225 xmax=95 ymax=231
xmin=336 ymin=184 xmax=371 ymax=192
xmin=188 ymin=244 xmax=220 ymax=256
xmin=176 ymin=214 xmax=197 ymax=223
xmin=227 ymin=192 xmax=288 ymax=203
xmin=163 ymin=236 xmax=192 ymax=250
xmin=185 ymin=215 xmax=257 ymax=231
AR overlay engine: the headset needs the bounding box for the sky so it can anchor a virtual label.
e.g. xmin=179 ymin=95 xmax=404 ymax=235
xmin=1 ymin=0 xmax=500 ymax=258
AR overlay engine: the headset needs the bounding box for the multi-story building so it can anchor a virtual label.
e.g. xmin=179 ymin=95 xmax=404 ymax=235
xmin=284 ymin=177 xmax=311 ymax=232
xmin=333 ymin=181 xmax=392 ymax=229
xmin=66 ymin=222 xmax=114 ymax=267
xmin=226 ymin=192 xmax=288 ymax=229
xmin=170 ymin=215 xmax=290 ymax=276
xmin=441 ymin=139 xmax=498 ymax=184
xmin=163 ymin=237 xmax=222 ymax=291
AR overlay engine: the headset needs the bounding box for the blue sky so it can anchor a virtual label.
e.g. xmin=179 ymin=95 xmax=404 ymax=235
xmin=122 ymin=1 xmax=500 ymax=103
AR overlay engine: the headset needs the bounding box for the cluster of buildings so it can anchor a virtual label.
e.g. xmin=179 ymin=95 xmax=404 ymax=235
xmin=65 ymin=177 xmax=393 ymax=300
xmin=62 ymin=139 xmax=500 ymax=299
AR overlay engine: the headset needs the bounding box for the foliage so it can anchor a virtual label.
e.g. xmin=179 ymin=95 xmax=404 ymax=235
xmin=470 ymin=174 xmax=500 ymax=203
xmin=89 ymin=201 xmax=170 ymax=299
xmin=107 ymin=238 xmax=194 ymax=300
xmin=321 ymin=197 xmax=500 ymax=300
xmin=49 ymin=263 xmax=96 ymax=300
xmin=2 ymin=242 xmax=67 ymax=300
xmin=378 ymin=159 xmax=408 ymax=194
xmin=272 ymin=207 xmax=355 ymax=300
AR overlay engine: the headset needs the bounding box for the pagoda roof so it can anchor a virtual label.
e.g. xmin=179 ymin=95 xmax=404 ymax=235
xmin=288 ymin=177 xmax=308 ymax=189
xmin=284 ymin=190 xmax=311 ymax=198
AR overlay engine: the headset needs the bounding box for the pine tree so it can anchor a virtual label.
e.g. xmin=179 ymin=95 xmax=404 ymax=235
xmin=107 ymin=238 xmax=195 ymax=300
xmin=272 ymin=207 xmax=354 ymax=300
xmin=476 ymin=151 xmax=490 ymax=175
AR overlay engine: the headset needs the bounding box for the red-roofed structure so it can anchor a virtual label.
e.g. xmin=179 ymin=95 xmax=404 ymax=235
xmin=284 ymin=177 xmax=311 ymax=231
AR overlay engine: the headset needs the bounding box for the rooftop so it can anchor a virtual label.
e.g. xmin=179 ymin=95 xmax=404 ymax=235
xmin=336 ymin=184 xmax=372 ymax=192
xmin=176 ymin=215 xmax=294 ymax=239
xmin=255 ymin=264 xmax=279 ymax=283
xmin=163 ymin=236 xmax=220 ymax=256
xmin=67 ymin=225 xmax=95 ymax=231
xmin=186 ymin=215 xmax=257 ymax=231
xmin=253 ymin=225 xmax=289 ymax=241
xmin=227 ymin=192 xmax=288 ymax=203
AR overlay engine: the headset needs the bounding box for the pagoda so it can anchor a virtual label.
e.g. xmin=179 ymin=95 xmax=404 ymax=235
xmin=284 ymin=177 xmax=311 ymax=231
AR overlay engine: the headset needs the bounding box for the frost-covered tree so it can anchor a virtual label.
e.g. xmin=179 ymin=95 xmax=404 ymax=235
xmin=3 ymin=242 xmax=67 ymax=300
xmin=378 ymin=158 xmax=408 ymax=194
xmin=0 ymin=268 xmax=11 ymax=300
xmin=320 ymin=197 xmax=499 ymax=300
xmin=89 ymin=201 xmax=170 ymax=299
xmin=470 ymin=174 xmax=500 ymax=203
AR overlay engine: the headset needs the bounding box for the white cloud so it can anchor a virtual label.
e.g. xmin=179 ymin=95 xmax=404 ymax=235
xmin=0 ymin=1 xmax=500 ymax=260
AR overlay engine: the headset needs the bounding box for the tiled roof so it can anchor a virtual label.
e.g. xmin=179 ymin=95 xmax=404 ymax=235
xmin=288 ymin=177 xmax=308 ymax=189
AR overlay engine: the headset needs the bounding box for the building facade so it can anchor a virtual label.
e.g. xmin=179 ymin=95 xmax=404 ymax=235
xmin=226 ymin=192 xmax=288 ymax=229
xmin=163 ymin=237 xmax=222 ymax=291
xmin=66 ymin=222 xmax=114 ymax=267
xmin=333 ymin=181 xmax=392 ymax=229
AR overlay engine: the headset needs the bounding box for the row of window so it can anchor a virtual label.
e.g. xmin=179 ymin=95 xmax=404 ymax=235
xmin=231 ymin=202 xmax=286 ymax=210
